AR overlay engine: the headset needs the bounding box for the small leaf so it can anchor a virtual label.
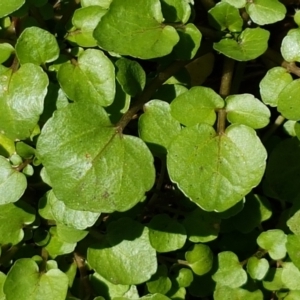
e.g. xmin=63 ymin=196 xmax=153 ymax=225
xmin=0 ymin=156 xmax=27 ymax=204
xmin=282 ymin=262 xmax=300 ymax=290
xmin=4 ymin=258 xmax=69 ymax=300
xmin=16 ymin=27 xmax=59 ymax=65
xmin=287 ymin=209 xmax=300 ymax=235
xmin=139 ymin=100 xmax=182 ymax=154
xmin=246 ymin=257 xmax=269 ymax=280
xmin=286 ymin=234 xmax=300 ymax=270
xmin=259 ymin=66 xmax=293 ymax=107
xmin=214 ymin=28 xmax=270 ymax=61
xmin=0 ymin=0 xmax=25 ymax=18
xmin=56 ymin=224 xmax=88 ymax=243
xmin=37 ymin=102 xmax=155 ymax=213
xmin=146 ymin=265 xmax=172 ymax=295
xmin=221 ymin=0 xmax=246 ymax=9
xmin=173 ymin=268 xmax=193 ymax=288
xmin=278 ymin=79 xmax=300 ymax=120
xmin=57 ymin=49 xmax=115 ymax=107
xmin=281 ymin=29 xmax=300 ymax=63
xmin=167 ymin=124 xmax=267 ymax=212
xmin=88 ymin=218 xmax=157 ymax=285
xmin=214 ymin=286 xmax=264 ymax=300
xmin=262 ymin=268 xmax=285 ymax=291
xmin=208 ymin=2 xmax=243 ymax=32
xmin=0 ymin=43 xmax=14 ymax=64
xmin=170 ymin=86 xmax=224 ymax=127
xmin=93 ymin=0 xmax=179 ymax=59
xmin=257 ymin=229 xmax=287 ymax=260
xmin=160 ymin=0 xmax=191 ymax=23
xmin=0 ymin=64 xmax=48 ymax=140
xmin=147 ymin=214 xmax=186 ymax=253
xmin=0 ymin=134 xmax=15 ymax=157
xmin=212 ymin=251 xmax=247 ymax=288
xmin=185 ymin=244 xmax=214 ymax=276
xmin=245 ymin=0 xmax=286 ymax=25
xmin=225 ymin=94 xmax=270 ymax=129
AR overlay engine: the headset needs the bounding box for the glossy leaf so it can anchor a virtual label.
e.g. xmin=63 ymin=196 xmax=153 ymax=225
xmin=259 ymin=66 xmax=293 ymax=107
xmin=0 ymin=64 xmax=48 ymax=140
xmin=0 ymin=43 xmax=14 ymax=64
xmin=0 ymin=201 xmax=35 ymax=245
xmin=257 ymin=229 xmax=287 ymax=260
xmin=245 ymin=0 xmax=286 ymax=25
xmin=185 ymin=244 xmax=213 ymax=276
xmin=0 ymin=0 xmax=25 ymax=17
xmin=66 ymin=6 xmax=107 ymax=47
xmin=4 ymin=258 xmax=69 ymax=300
xmin=208 ymin=2 xmax=243 ymax=32
xmin=93 ymin=0 xmax=179 ymax=59
xmin=139 ymin=100 xmax=182 ymax=154
xmin=214 ymin=28 xmax=270 ymax=61
xmin=0 ymin=156 xmax=27 ymax=204
xmin=88 ymin=218 xmax=157 ymax=285
xmin=56 ymin=224 xmax=88 ymax=243
xmin=81 ymin=0 xmax=111 ymax=8
xmin=246 ymin=257 xmax=269 ymax=280
xmin=214 ymin=286 xmax=263 ymax=300
xmin=37 ymin=102 xmax=155 ymax=213
xmin=0 ymin=134 xmax=15 ymax=157
xmin=57 ymin=49 xmax=115 ymax=107
xmin=16 ymin=27 xmax=59 ymax=65
xmin=212 ymin=251 xmax=247 ymax=288
xmin=148 ymin=214 xmax=186 ymax=253
xmin=170 ymin=86 xmax=224 ymax=127
xmin=167 ymin=124 xmax=267 ymax=212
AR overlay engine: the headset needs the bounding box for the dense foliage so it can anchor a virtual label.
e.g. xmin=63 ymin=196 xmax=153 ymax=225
xmin=2 ymin=0 xmax=300 ymax=299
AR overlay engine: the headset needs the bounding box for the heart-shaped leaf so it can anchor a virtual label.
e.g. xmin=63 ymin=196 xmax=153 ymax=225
xmin=167 ymin=124 xmax=267 ymax=212
xmin=247 ymin=257 xmax=269 ymax=280
xmin=93 ymin=0 xmax=179 ymax=59
xmin=37 ymin=102 xmax=155 ymax=213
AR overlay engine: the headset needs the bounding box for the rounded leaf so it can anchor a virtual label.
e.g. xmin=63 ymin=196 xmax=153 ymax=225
xmin=160 ymin=0 xmax=191 ymax=23
xmin=282 ymin=262 xmax=300 ymax=290
xmin=221 ymin=0 xmax=246 ymax=9
xmin=37 ymin=102 xmax=155 ymax=213
xmin=286 ymin=234 xmax=300 ymax=270
xmin=0 ymin=0 xmax=25 ymax=17
xmin=0 ymin=43 xmax=14 ymax=64
xmin=88 ymin=218 xmax=157 ymax=285
xmin=16 ymin=27 xmax=59 ymax=65
xmin=281 ymin=29 xmax=300 ymax=63
xmin=214 ymin=286 xmax=263 ymax=300
xmin=93 ymin=0 xmax=179 ymax=59
xmin=247 ymin=257 xmax=269 ymax=280
xmin=167 ymin=124 xmax=267 ymax=212
xmin=146 ymin=265 xmax=172 ymax=295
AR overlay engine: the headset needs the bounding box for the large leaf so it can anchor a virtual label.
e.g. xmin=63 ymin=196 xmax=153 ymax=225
xmin=93 ymin=0 xmax=179 ymax=59
xmin=4 ymin=258 xmax=68 ymax=300
xmin=214 ymin=28 xmax=270 ymax=61
xmin=0 ymin=156 xmax=27 ymax=204
xmin=0 ymin=0 xmax=25 ymax=18
xmin=0 ymin=64 xmax=48 ymax=140
xmin=167 ymin=124 xmax=267 ymax=212
xmin=37 ymin=102 xmax=155 ymax=213
xmin=57 ymin=49 xmax=115 ymax=107
xmin=88 ymin=218 xmax=157 ymax=285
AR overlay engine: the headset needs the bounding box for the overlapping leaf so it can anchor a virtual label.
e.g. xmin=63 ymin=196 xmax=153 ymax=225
xmin=37 ymin=102 xmax=155 ymax=213
xmin=0 ymin=0 xmax=25 ymax=17
xmin=281 ymin=29 xmax=300 ymax=63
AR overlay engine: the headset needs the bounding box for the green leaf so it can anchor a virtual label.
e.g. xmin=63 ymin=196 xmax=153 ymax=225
xmin=56 ymin=224 xmax=88 ymax=243
xmin=225 ymin=94 xmax=270 ymax=129
xmin=287 ymin=209 xmax=300 ymax=235
xmin=259 ymin=66 xmax=293 ymax=107
xmin=153 ymin=84 xmax=188 ymax=103
xmin=245 ymin=0 xmax=286 ymax=26
xmin=45 ymin=227 xmax=76 ymax=258
xmin=278 ymin=79 xmax=300 ymax=120
xmin=139 ymin=100 xmax=182 ymax=154
xmin=173 ymin=268 xmax=193 ymax=288
xmin=286 ymin=234 xmax=300 ymax=270
xmin=115 ymin=58 xmax=146 ymax=97
xmin=262 ymin=268 xmax=285 ymax=291
xmin=146 ymin=265 xmax=172 ymax=294
xmin=214 ymin=286 xmax=263 ymax=300
xmin=285 ymin=291 xmax=300 ymax=300
xmin=66 ymin=6 xmax=107 ymax=47
xmin=221 ymin=0 xmax=246 ymax=9
xmin=0 ymin=43 xmax=14 ymax=64
xmin=212 ymin=251 xmax=247 ymax=288
xmin=147 ymin=214 xmax=186 ymax=253
xmin=57 ymin=49 xmax=115 ymax=107
xmin=0 ymin=64 xmax=48 ymax=140
xmin=81 ymin=0 xmax=112 ymax=8
xmin=0 ymin=156 xmax=27 ymax=204
xmin=246 ymin=257 xmax=269 ymax=280
xmin=173 ymin=23 xmax=202 ymax=60
xmin=88 ymin=218 xmax=157 ymax=285
xmin=93 ymin=0 xmax=179 ymax=59
xmin=0 ymin=201 xmax=35 ymax=245
xmin=0 ymin=0 xmax=25 ymax=17
xmin=4 ymin=258 xmax=69 ymax=300
xmin=282 ymin=262 xmax=300 ymax=290
xmin=213 ymin=28 xmax=270 ymax=61
xmin=167 ymin=124 xmax=267 ymax=212
xmin=15 ymin=27 xmax=59 ymax=65
xmin=257 ymin=229 xmax=287 ymax=260
xmin=170 ymin=86 xmax=224 ymax=127
xmin=208 ymin=2 xmax=243 ymax=32
xmin=160 ymin=0 xmax=191 ymax=23
xmin=37 ymin=102 xmax=155 ymax=213
xmin=0 ymin=272 xmax=6 ymax=300
xmin=0 ymin=134 xmax=15 ymax=157
xmin=38 ymin=190 xmax=100 ymax=230
xmin=182 ymin=208 xmax=220 ymax=243
xmin=281 ymin=29 xmax=300 ymax=63
xmin=185 ymin=244 xmax=214 ymax=276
